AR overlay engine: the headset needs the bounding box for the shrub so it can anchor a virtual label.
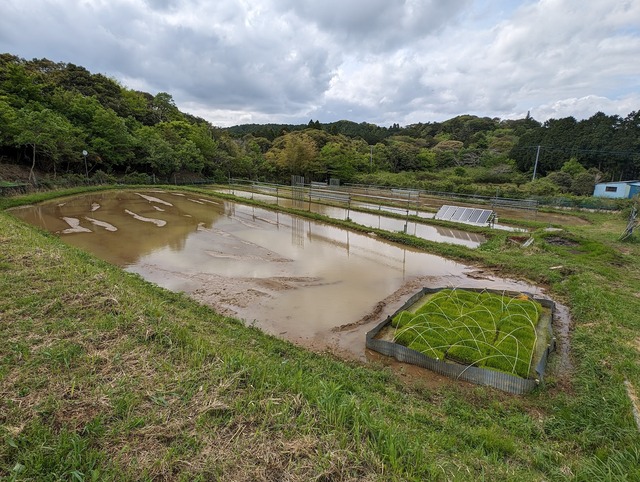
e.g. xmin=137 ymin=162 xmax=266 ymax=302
xmin=570 ymin=171 xmax=596 ymax=196
xmin=120 ymin=172 xmax=153 ymax=184
xmin=91 ymin=170 xmax=116 ymax=185
xmin=522 ymin=178 xmax=562 ymax=196
xmin=57 ymin=173 xmax=88 ymax=187
xmin=545 ymin=171 xmax=573 ymax=191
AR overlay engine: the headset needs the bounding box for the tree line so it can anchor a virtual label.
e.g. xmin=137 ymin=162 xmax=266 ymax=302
xmin=1 ymin=53 xmax=639 ymax=196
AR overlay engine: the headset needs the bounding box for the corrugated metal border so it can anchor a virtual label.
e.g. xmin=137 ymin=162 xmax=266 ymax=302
xmin=366 ymin=287 xmax=556 ymax=395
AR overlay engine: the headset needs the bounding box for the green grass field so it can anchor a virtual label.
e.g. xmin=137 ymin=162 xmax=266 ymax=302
xmin=1 ymin=186 xmax=640 ymax=480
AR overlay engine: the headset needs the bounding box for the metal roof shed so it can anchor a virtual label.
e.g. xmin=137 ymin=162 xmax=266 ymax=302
xmin=593 ymin=181 xmax=640 ymax=199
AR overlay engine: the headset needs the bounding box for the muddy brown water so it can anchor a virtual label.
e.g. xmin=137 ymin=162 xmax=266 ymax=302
xmin=12 ymin=190 xmax=566 ymax=383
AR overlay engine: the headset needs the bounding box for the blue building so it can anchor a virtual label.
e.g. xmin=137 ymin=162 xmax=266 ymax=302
xmin=593 ymin=181 xmax=640 ymax=199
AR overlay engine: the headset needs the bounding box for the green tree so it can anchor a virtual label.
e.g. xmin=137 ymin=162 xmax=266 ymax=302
xmin=89 ymin=107 xmax=134 ymax=168
xmin=175 ymin=139 xmax=205 ymax=173
xmin=370 ymin=142 xmax=390 ymax=171
xmin=433 ymin=140 xmax=464 ymax=168
xmin=570 ymin=171 xmax=597 ymax=196
xmin=545 ymin=171 xmax=573 ymax=192
xmin=0 ymin=61 xmax=42 ymax=107
xmin=121 ymin=89 xmax=154 ymax=125
xmin=0 ymin=98 xmax=18 ymax=145
xmin=151 ymin=92 xmax=181 ymax=123
xmin=560 ymin=157 xmax=587 ymax=176
xmin=231 ymin=137 xmax=262 ymax=179
xmin=486 ymin=129 xmax=518 ymax=155
xmin=266 ymin=132 xmax=319 ymax=181
xmin=188 ymin=124 xmax=219 ymax=162
xmin=49 ymin=89 xmax=100 ymax=126
xmin=318 ymin=141 xmax=356 ymax=181
xmin=385 ymin=136 xmax=426 ymax=172
xmin=134 ymin=125 xmax=177 ymax=176
xmin=207 ymin=134 xmax=243 ymax=179
xmin=440 ymin=115 xmax=498 ymax=146
xmin=415 ymin=148 xmax=436 ymax=170
xmin=15 ymin=106 xmax=84 ymax=179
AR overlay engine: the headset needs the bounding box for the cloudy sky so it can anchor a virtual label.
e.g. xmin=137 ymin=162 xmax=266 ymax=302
xmin=1 ymin=0 xmax=639 ymax=127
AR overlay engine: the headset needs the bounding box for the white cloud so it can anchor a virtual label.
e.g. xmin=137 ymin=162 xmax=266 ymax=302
xmin=533 ymin=94 xmax=640 ymax=121
xmin=0 ymin=0 xmax=638 ymax=126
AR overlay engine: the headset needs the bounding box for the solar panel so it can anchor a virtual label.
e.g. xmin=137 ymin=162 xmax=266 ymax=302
xmin=434 ymin=205 xmax=495 ymax=226
xmin=444 ymin=206 xmax=457 ymax=218
xmin=459 ymin=208 xmax=474 ymax=222
xmin=435 ymin=205 xmax=449 ymax=218
xmin=476 ymin=210 xmax=492 ymax=224
xmin=468 ymin=210 xmax=483 ymax=223
xmin=455 ymin=208 xmax=468 ymax=222
xmin=435 ymin=205 xmax=454 ymax=220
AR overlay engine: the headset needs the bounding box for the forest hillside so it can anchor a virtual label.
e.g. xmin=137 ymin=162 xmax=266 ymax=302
xmin=2 ymin=53 xmax=639 ymax=198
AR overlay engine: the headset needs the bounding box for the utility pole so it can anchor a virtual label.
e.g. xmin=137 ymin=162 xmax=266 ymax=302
xmin=532 ymin=145 xmax=541 ymax=181
xmin=82 ymin=150 xmax=88 ymax=180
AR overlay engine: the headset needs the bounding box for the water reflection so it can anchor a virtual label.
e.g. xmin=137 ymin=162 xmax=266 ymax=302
xmin=218 ymin=188 xmax=486 ymax=247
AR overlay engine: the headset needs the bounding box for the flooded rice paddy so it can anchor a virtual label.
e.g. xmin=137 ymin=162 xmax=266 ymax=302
xmin=12 ymin=189 xmax=551 ymax=362
xmin=223 ymin=185 xmax=588 ymax=229
xmin=219 ymin=188 xmax=488 ymax=246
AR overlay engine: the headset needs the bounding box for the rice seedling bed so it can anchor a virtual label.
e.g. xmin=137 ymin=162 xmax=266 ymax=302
xmin=366 ymin=287 xmax=555 ymax=394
